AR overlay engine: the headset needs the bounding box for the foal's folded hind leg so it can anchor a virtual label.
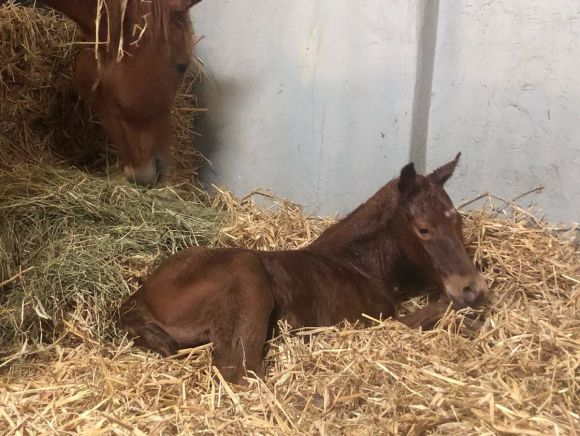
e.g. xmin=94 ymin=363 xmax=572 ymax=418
xmin=213 ymin=324 xmax=270 ymax=385
xmin=134 ymin=323 xmax=179 ymax=357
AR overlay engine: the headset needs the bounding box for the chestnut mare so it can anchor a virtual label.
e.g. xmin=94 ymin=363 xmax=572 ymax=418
xmin=39 ymin=0 xmax=203 ymax=185
xmin=120 ymin=154 xmax=489 ymax=384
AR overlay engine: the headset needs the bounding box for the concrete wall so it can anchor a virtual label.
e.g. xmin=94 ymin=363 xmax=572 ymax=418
xmin=192 ymin=0 xmax=580 ymax=223
xmin=428 ymin=0 xmax=580 ymax=223
xmin=193 ymin=0 xmax=419 ymax=214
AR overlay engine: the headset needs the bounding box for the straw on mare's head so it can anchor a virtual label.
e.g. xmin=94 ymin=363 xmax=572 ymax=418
xmin=42 ymin=0 xmax=203 ymax=186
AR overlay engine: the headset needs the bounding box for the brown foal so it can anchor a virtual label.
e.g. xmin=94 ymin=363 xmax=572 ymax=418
xmin=120 ymin=153 xmax=488 ymax=384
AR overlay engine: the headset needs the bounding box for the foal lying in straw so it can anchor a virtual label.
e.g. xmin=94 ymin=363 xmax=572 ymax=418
xmin=120 ymin=153 xmax=488 ymax=384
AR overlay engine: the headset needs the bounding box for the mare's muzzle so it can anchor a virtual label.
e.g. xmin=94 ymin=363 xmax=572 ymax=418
xmin=124 ymin=156 xmax=165 ymax=187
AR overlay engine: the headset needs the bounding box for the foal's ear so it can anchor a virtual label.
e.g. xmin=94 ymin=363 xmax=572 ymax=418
xmin=398 ymin=162 xmax=418 ymax=198
xmin=169 ymin=0 xmax=203 ymax=12
xmin=428 ymin=152 xmax=461 ymax=186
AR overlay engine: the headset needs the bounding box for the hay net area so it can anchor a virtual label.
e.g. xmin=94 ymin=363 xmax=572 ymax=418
xmin=1 ymin=3 xmax=579 ymax=436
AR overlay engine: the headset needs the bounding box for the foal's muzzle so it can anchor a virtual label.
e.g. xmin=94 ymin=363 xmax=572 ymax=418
xmin=443 ymin=274 xmax=489 ymax=309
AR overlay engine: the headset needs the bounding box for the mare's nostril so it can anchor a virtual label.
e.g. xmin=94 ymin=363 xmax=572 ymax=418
xmin=124 ymin=157 xmax=164 ymax=187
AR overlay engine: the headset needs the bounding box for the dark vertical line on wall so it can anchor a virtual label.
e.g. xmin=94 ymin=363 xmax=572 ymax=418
xmin=410 ymin=0 xmax=440 ymax=173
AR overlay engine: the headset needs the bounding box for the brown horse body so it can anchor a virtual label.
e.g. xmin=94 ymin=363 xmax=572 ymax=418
xmin=40 ymin=0 xmax=203 ymax=185
xmin=121 ymin=154 xmax=488 ymax=384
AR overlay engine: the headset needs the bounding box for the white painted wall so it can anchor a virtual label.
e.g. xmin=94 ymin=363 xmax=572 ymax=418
xmin=428 ymin=0 xmax=580 ymax=223
xmin=193 ymin=0 xmax=419 ymax=214
xmin=192 ymin=0 xmax=580 ymax=224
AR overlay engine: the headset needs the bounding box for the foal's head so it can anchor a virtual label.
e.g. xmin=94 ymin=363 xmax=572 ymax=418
xmin=48 ymin=0 xmax=202 ymax=185
xmin=394 ymin=153 xmax=488 ymax=309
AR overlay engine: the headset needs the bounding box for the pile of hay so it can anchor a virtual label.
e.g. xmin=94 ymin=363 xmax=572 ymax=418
xmin=0 ymin=1 xmax=87 ymax=167
xmin=1 ymin=2 xmax=578 ymax=435
xmin=0 ymin=164 xmax=221 ymax=350
xmin=0 ymin=2 xmax=205 ymax=182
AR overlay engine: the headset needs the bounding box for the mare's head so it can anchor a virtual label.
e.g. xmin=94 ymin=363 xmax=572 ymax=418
xmin=49 ymin=0 xmax=202 ymax=185
xmin=394 ymin=153 xmax=488 ymax=309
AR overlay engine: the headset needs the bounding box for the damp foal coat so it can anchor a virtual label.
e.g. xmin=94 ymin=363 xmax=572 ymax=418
xmin=120 ymin=154 xmax=488 ymax=384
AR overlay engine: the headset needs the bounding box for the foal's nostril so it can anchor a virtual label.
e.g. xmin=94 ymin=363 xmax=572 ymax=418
xmin=463 ymin=286 xmax=478 ymax=303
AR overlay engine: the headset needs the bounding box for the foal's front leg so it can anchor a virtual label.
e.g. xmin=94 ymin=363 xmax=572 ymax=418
xmin=396 ymin=300 xmax=451 ymax=329
xmin=396 ymin=300 xmax=484 ymax=335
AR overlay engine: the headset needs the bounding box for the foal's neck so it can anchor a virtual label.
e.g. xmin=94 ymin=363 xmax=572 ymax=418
xmin=308 ymin=181 xmax=405 ymax=283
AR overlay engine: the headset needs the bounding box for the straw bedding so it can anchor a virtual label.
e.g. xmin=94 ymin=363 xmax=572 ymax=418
xmin=1 ymin=3 xmax=579 ymax=435
xmin=1 ymin=201 xmax=578 ymax=434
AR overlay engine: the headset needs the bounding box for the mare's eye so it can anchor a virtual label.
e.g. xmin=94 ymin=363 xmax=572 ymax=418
xmin=176 ymin=63 xmax=188 ymax=74
xmin=419 ymin=228 xmax=429 ymax=235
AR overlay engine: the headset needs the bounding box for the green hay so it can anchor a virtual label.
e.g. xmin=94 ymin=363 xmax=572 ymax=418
xmin=0 ymin=164 xmax=221 ymax=350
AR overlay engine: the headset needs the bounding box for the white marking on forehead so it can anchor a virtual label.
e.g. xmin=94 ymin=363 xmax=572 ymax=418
xmin=444 ymin=208 xmax=457 ymax=218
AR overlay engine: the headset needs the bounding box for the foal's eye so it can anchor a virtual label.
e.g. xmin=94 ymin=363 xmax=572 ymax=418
xmin=176 ymin=63 xmax=188 ymax=74
xmin=418 ymin=228 xmax=429 ymax=235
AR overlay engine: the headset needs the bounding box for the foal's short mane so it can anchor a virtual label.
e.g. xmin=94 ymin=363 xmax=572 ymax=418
xmin=309 ymin=180 xmax=400 ymax=253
